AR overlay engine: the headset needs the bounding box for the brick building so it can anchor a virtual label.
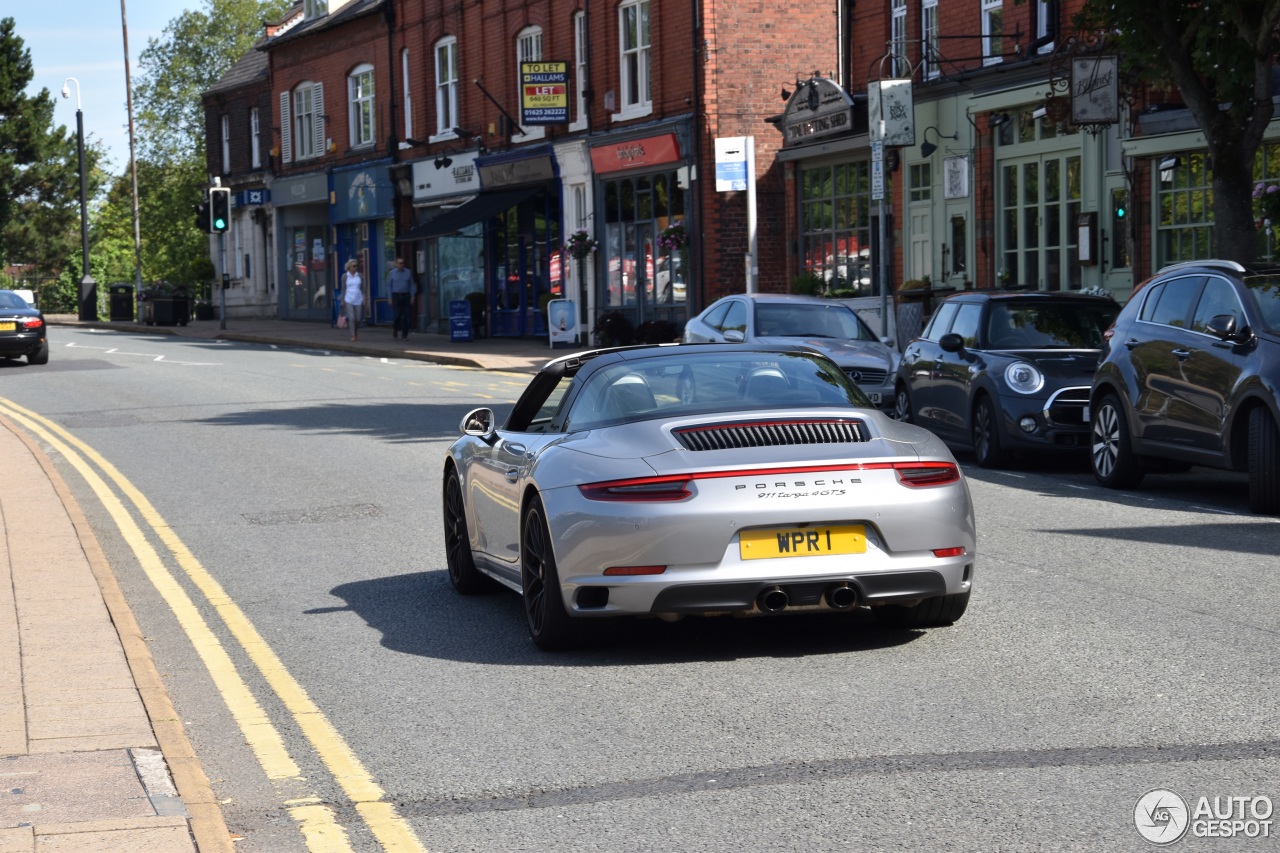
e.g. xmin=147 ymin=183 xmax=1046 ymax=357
xmin=203 ymin=0 xmax=834 ymax=336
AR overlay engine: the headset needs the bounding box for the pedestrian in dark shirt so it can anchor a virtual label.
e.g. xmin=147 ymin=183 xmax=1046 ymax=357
xmin=388 ymin=257 xmax=418 ymax=339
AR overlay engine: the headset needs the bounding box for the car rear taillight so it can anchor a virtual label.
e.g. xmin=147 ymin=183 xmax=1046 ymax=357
xmin=21 ymin=318 xmax=42 ymax=330
xmin=932 ymin=546 xmax=966 ymax=558
xmin=890 ymin=462 xmax=961 ymax=487
xmin=579 ymin=475 xmax=693 ymax=501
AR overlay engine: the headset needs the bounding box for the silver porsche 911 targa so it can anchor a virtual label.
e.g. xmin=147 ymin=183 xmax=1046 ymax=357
xmin=443 ymin=343 xmax=976 ymax=650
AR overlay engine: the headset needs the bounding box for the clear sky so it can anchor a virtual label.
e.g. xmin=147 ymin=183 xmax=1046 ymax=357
xmin=12 ymin=1 xmax=186 ymax=174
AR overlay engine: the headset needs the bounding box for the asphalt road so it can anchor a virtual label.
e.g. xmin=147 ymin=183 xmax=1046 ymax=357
xmin=2 ymin=328 xmax=1277 ymax=853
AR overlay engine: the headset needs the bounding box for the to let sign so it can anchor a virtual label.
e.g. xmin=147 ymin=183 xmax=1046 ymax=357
xmin=521 ymin=62 xmax=569 ymax=125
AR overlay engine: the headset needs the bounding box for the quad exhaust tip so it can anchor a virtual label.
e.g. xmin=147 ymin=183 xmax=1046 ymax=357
xmin=825 ymin=583 xmax=858 ymax=610
xmin=757 ymin=586 xmax=789 ymax=613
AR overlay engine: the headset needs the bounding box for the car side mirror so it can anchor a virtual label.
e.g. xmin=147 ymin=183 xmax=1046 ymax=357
xmin=939 ymin=332 xmax=965 ymax=353
xmin=460 ymin=407 xmax=496 ymax=439
xmin=723 ymin=329 xmax=746 ymax=343
xmin=880 ymin=335 xmax=896 ymax=348
xmin=1207 ymin=313 xmax=1252 ymax=345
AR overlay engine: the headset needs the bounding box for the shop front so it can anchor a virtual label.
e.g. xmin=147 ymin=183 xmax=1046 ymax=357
xmin=401 ymin=151 xmax=483 ymax=334
xmin=476 ymin=147 xmax=562 ymax=338
xmin=589 ymin=129 xmax=691 ymax=338
xmin=275 ymin=172 xmax=331 ymax=322
xmin=332 ymin=162 xmax=396 ymax=326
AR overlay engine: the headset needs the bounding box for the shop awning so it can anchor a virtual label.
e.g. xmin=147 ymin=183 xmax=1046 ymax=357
xmin=397 ymin=187 xmax=540 ymax=241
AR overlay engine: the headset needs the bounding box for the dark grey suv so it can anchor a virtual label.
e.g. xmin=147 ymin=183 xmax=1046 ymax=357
xmin=1089 ymin=260 xmax=1280 ymax=514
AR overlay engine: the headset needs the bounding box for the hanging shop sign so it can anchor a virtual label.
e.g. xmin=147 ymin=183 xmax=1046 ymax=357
xmin=868 ymin=78 xmax=914 ymax=147
xmin=520 ymin=61 xmax=569 ymax=125
xmin=1071 ymin=55 xmax=1119 ymax=125
xmin=778 ymin=78 xmax=854 ymax=147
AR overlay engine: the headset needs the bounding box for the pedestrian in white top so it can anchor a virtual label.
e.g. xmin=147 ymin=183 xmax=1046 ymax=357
xmin=341 ymin=259 xmax=363 ymax=341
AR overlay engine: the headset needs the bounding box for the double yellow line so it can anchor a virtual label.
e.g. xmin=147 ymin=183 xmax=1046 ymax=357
xmin=0 ymin=398 xmax=427 ymax=853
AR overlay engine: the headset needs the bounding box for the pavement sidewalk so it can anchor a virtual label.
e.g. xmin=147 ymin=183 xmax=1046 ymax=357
xmin=45 ymin=313 xmax=567 ymax=374
xmin=1 ymin=315 xmax=556 ymax=852
xmin=0 ymin=419 xmax=228 ymax=853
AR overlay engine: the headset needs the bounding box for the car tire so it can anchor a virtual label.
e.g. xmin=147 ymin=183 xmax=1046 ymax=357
xmin=27 ymin=342 xmax=49 ymax=365
xmin=972 ymin=396 xmax=1010 ymax=468
xmin=443 ymin=468 xmax=492 ymax=594
xmin=1247 ymin=407 xmax=1280 ymax=514
xmin=894 ymin=383 xmax=913 ymax=423
xmin=1090 ymin=393 xmax=1145 ymax=489
xmin=873 ymin=591 xmax=969 ymax=628
xmin=521 ymin=497 xmax=580 ymax=651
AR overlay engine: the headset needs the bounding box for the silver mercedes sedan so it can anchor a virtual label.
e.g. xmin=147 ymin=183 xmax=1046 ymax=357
xmin=443 ymin=343 xmax=975 ymax=650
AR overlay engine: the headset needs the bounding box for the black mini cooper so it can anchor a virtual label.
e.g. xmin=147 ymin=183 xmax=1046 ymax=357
xmin=895 ymin=290 xmax=1119 ymax=467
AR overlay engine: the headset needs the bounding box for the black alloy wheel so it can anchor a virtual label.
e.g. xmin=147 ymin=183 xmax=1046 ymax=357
xmin=1247 ymin=407 xmax=1280 ymax=514
xmin=1090 ymin=394 xmax=1145 ymax=489
xmin=521 ymin=498 xmax=579 ymax=650
xmin=443 ymin=469 xmax=490 ymax=594
xmin=972 ymin=396 xmax=1010 ymax=468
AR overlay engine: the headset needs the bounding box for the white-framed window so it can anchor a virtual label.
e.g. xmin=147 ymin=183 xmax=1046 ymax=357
xmin=401 ymin=48 xmax=413 ymax=140
xmin=618 ymin=0 xmax=651 ymax=118
xmin=982 ymin=0 xmax=1003 ymax=65
xmin=922 ymin=0 xmax=940 ymax=79
xmin=890 ymin=0 xmax=907 ymax=69
xmin=280 ymin=81 xmax=324 ymax=163
xmin=250 ymin=107 xmax=261 ymax=168
xmin=570 ymin=11 xmax=587 ymax=131
xmin=303 ymin=0 xmax=327 ymax=20
xmin=349 ymin=63 xmax=375 ymax=148
xmin=220 ymin=114 xmax=230 ymax=174
xmin=516 ymin=26 xmax=545 ymax=140
xmin=1035 ymin=0 xmax=1054 ymax=54
xmin=233 ymin=219 xmax=244 ymax=278
xmin=434 ymin=37 xmax=458 ymax=140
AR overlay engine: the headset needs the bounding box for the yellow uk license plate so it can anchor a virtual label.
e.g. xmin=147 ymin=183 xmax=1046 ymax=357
xmin=739 ymin=524 xmax=866 ymax=560
xmin=0 ymin=322 xmax=14 ymax=332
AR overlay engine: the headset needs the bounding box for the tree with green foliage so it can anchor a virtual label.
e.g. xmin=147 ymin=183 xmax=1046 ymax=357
xmin=94 ymin=0 xmax=290 ymax=290
xmin=0 ymin=17 xmax=87 ymax=275
xmin=1076 ymin=1 xmax=1280 ymax=265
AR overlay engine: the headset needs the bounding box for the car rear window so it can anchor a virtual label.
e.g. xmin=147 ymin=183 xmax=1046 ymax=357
xmin=1142 ymin=276 xmax=1203 ymax=328
xmin=566 ymin=351 xmax=870 ymax=430
xmin=1244 ymin=275 xmax=1280 ymax=332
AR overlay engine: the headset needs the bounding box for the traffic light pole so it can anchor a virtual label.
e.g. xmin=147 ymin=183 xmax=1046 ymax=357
xmin=218 ymin=232 xmax=228 ymax=331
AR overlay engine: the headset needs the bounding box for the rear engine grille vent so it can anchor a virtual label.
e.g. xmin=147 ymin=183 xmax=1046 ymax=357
xmin=673 ymin=418 xmax=868 ymax=451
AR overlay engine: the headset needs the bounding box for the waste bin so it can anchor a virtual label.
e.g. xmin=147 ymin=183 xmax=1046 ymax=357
xmin=108 ymin=284 xmax=134 ymax=321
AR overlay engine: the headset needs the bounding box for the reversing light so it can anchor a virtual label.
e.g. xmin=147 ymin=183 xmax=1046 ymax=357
xmin=603 ymin=565 xmax=668 ymax=576
xmin=932 ymin=546 xmax=967 ymax=558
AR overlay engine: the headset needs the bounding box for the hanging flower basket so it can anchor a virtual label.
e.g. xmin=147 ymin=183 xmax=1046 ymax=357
xmin=1254 ymin=181 xmax=1280 ymax=236
xmin=658 ymin=221 xmax=688 ymax=252
xmin=562 ymin=230 xmax=598 ymax=261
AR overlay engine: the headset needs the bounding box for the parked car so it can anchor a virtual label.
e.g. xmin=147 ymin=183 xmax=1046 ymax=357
xmin=1089 ymin=259 xmax=1280 ymax=514
xmin=0 ymin=289 xmax=48 ymax=365
xmin=443 ymin=343 xmax=976 ymax=650
xmin=895 ymin=290 xmax=1119 ymax=467
xmin=683 ymin=293 xmax=900 ymax=413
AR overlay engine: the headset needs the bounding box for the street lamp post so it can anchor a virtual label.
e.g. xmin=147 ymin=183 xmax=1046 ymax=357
xmin=61 ymin=77 xmax=95 ymax=321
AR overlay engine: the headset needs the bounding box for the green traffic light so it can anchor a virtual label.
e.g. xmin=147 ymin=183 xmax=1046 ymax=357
xmin=1115 ymin=207 xmax=1126 ymax=218
xmin=213 ymin=217 xmax=227 ymax=229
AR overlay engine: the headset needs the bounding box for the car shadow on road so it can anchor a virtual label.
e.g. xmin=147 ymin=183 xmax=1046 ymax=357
xmin=314 ymin=570 xmax=927 ymax=666
xmin=198 ymin=401 xmax=512 ymax=443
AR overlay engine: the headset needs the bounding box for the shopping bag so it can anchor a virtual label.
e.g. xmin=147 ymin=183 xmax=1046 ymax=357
xmin=337 ymin=312 xmax=348 ymax=329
